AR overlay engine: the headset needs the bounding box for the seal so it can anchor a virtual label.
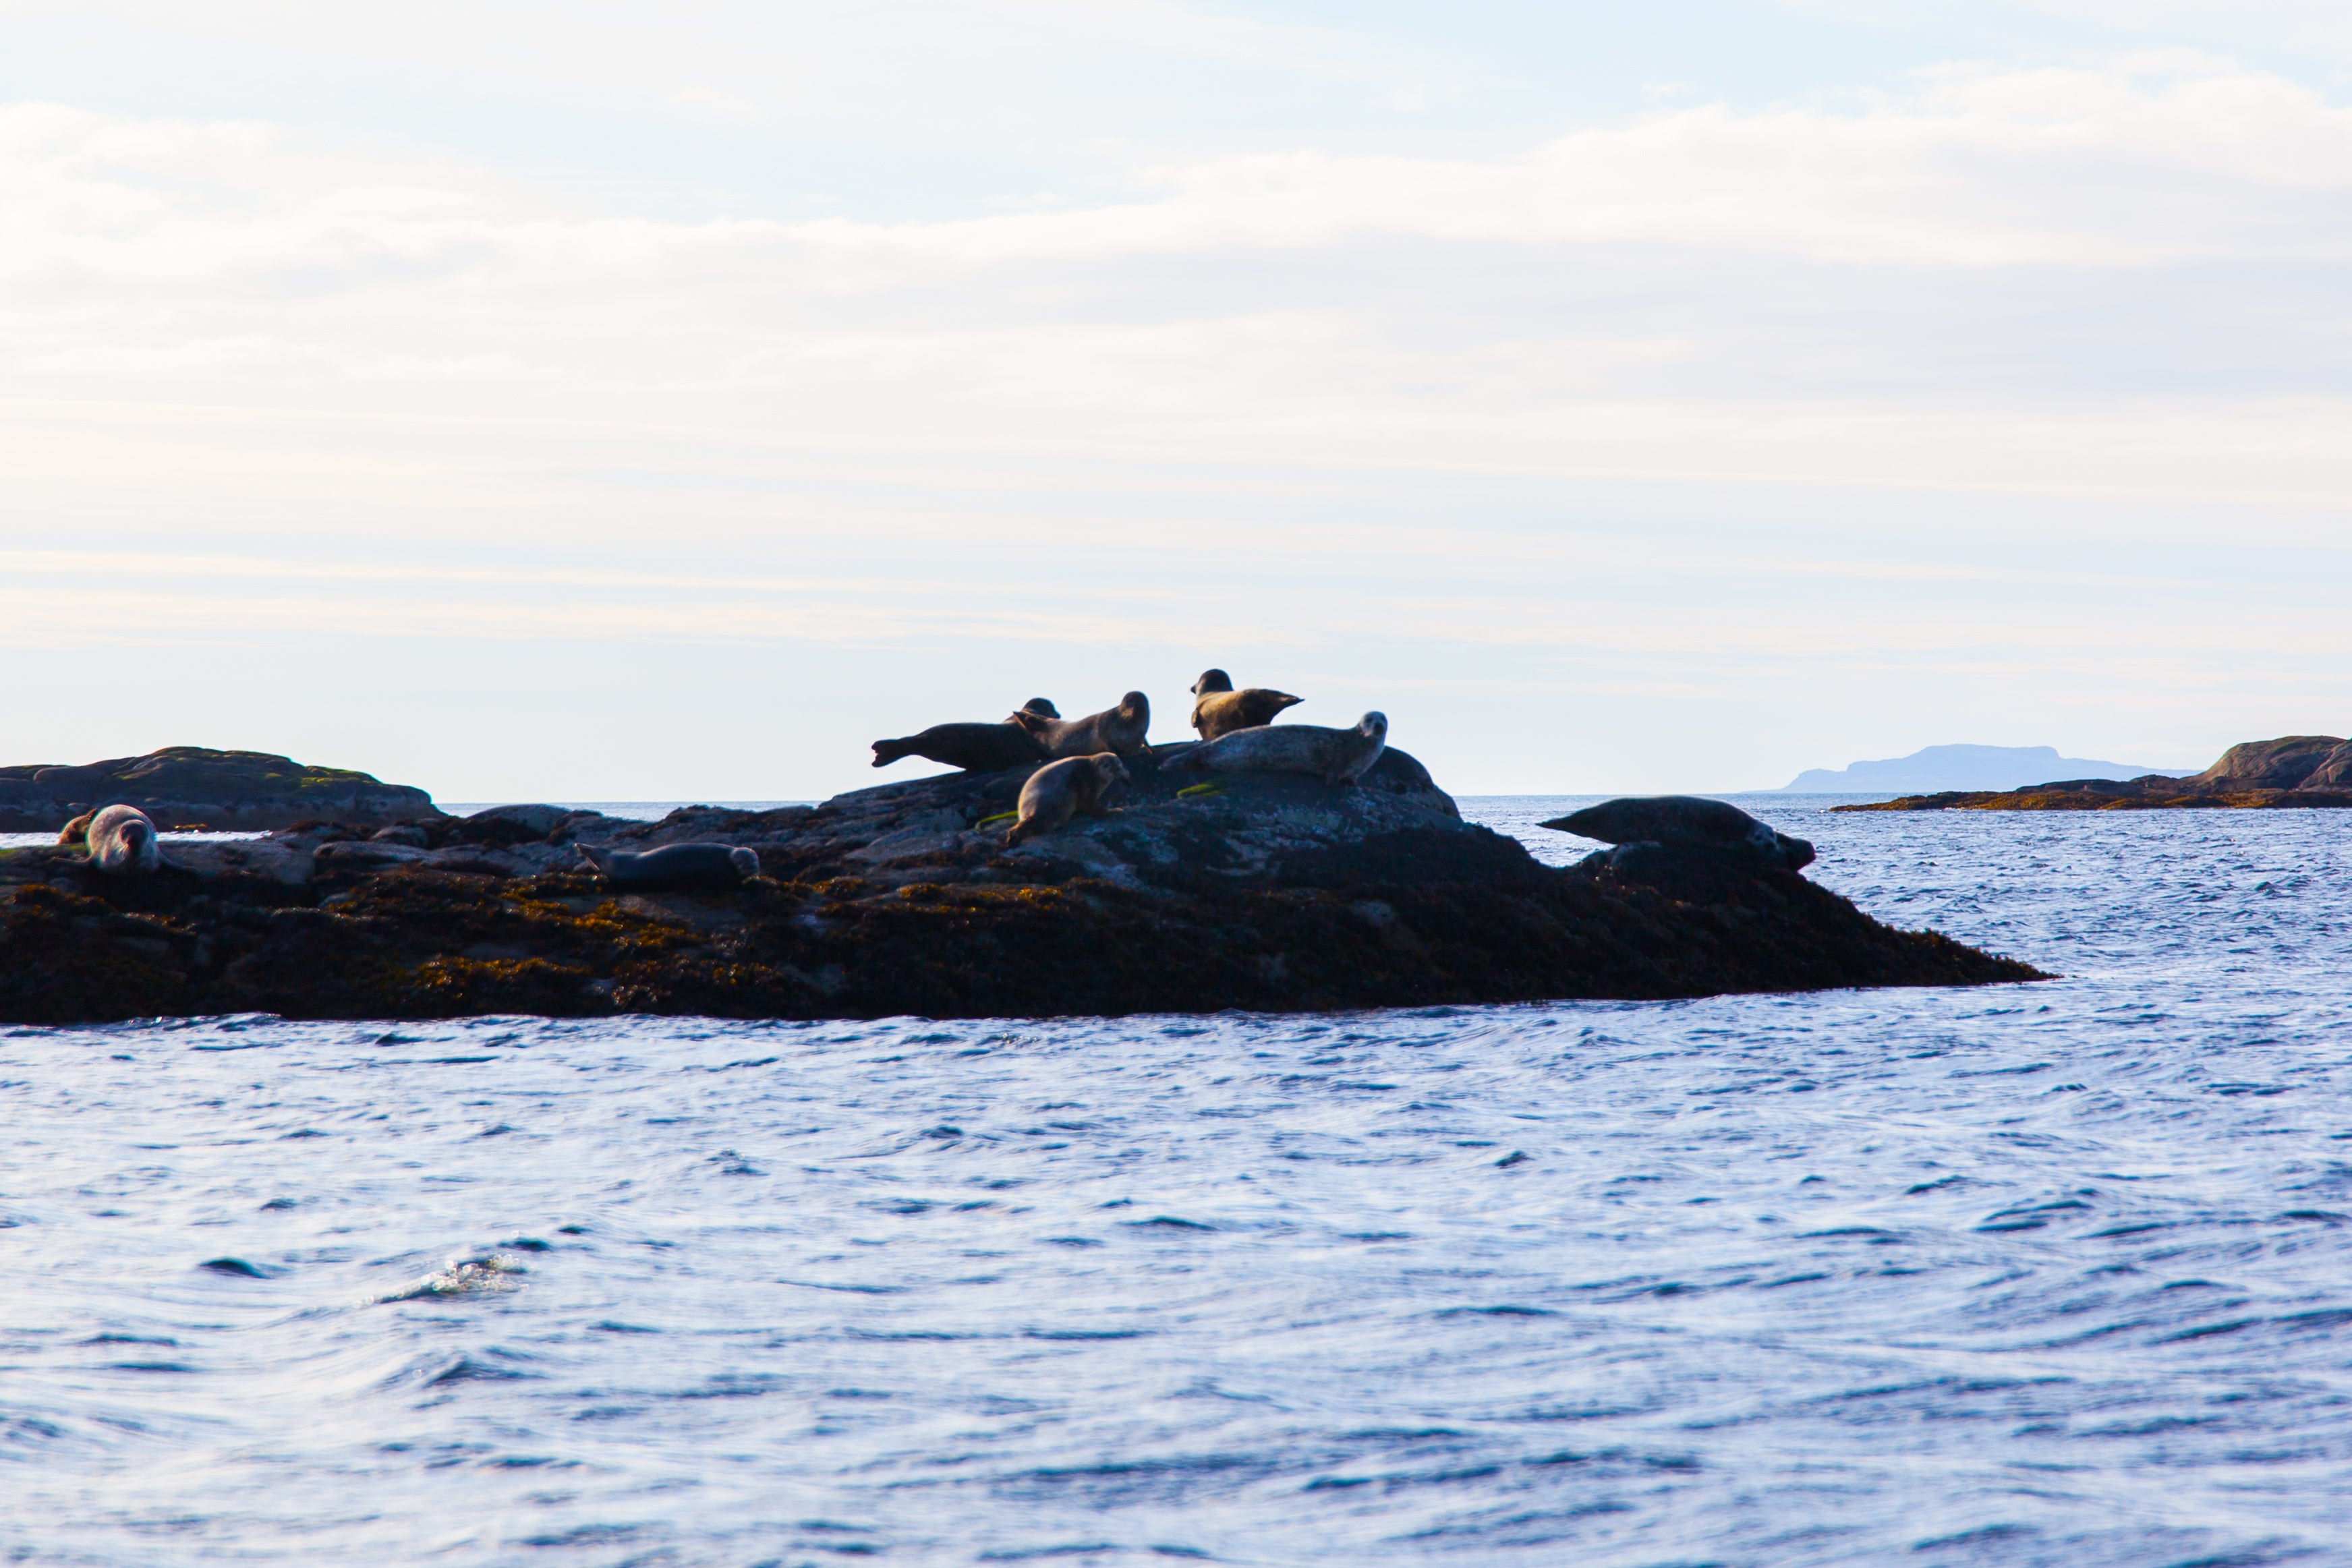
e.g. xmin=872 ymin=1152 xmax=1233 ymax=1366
xmin=576 ymin=842 xmax=761 ymax=890
xmin=1175 ymin=712 xmax=1387 ymax=786
xmin=82 ymin=804 xmax=161 ymax=873
xmin=1014 ymin=698 xmax=1060 ymax=719
xmin=871 ymin=720 xmax=1048 ymax=772
xmin=1005 ymin=754 xmax=1130 ymax=847
xmin=1542 ymin=796 xmax=1814 ymax=871
xmin=1008 ymin=691 xmax=1151 ymax=759
xmin=1189 ymin=669 xmax=1302 ymax=741
xmin=55 ymin=809 xmax=95 ymax=846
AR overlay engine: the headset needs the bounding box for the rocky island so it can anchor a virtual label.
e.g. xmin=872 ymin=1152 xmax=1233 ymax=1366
xmin=0 ymin=746 xmax=438 ymax=832
xmin=0 ymin=743 xmax=2040 ymax=1025
xmin=1838 ymin=734 xmax=2352 ymax=812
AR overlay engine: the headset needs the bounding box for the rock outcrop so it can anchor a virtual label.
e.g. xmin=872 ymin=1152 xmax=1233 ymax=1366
xmin=0 ymin=745 xmax=2043 ymax=1025
xmin=0 ymin=747 xmax=440 ymax=832
xmin=1837 ymin=734 xmax=2352 ymax=812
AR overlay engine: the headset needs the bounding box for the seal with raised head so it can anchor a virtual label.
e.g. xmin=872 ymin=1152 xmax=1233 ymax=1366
xmin=871 ymin=719 xmax=1048 ymax=772
xmin=1189 ymin=669 xmax=1302 ymax=741
xmin=1005 ymin=754 xmax=1130 ymax=847
xmin=1175 ymin=712 xmax=1387 ymax=786
xmin=577 ymin=842 xmax=761 ymax=890
xmin=1543 ymin=796 xmax=1814 ymax=871
xmin=1008 ymin=691 xmax=1151 ymax=759
xmin=81 ymin=804 xmax=161 ymax=874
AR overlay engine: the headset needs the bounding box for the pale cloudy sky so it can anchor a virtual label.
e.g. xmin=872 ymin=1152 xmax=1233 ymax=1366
xmin=4 ymin=1 xmax=2349 ymax=799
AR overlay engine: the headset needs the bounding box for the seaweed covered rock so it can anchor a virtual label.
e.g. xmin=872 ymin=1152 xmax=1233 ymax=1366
xmin=0 ymin=750 xmax=2044 ymax=1025
xmin=0 ymin=747 xmax=439 ymax=832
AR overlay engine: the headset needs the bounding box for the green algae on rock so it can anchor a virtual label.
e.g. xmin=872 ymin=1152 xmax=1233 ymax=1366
xmin=0 ymin=747 xmax=440 ymax=832
xmin=0 ymin=746 xmax=2043 ymax=1025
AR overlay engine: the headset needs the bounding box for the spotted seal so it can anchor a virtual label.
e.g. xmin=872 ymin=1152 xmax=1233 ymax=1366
xmin=1005 ymin=754 xmax=1130 ymax=847
xmin=1008 ymin=691 xmax=1151 ymax=759
xmin=1175 ymin=712 xmax=1387 ymax=786
xmin=1543 ymin=796 xmax=1814 ymax=871
xmin=79 ymin=804 xmax=161 ymax=873
xmin=576 ymin=842 xmax=761 ymax=890
xmin=1189 ymin=669 xmax=1302 ymax=741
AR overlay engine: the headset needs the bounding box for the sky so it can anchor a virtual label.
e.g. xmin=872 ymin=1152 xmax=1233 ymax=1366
xmin=4 ymin=1 xmax=2350 ymax=801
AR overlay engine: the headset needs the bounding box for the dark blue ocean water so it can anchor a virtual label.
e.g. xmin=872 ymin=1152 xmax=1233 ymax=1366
xmin=7 ymin=799 xmax=2351 ymax=1567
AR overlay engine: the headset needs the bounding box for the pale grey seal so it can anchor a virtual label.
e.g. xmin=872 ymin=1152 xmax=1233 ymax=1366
xmin=871 ymin=721 xmax=1048 ymax=772
xmin=1543 ymin=796 xmax=1815 ymax=871
xmin=1005 ymin=754 xmax=1130 ymax=847
xmin=1176 ymin=712 xmax=1387 ymax=786
xmin=1189 ymin=669 xmax=1302 ymax=741
xmin=1008 ymin=691 xmax=1151 ymax=759
xmin=81 ymin=804 xmax=161 ymax=873
xmin=577 ymin=842 xmax=760 ymax=890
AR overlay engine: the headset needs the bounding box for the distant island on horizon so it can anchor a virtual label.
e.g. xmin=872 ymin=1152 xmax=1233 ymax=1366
xmin=1771 ymin=743 xmax=2195 ymax=794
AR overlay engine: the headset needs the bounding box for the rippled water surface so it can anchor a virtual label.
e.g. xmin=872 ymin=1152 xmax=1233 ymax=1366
xmin=9 ymin=800 xmax=2352 ymax=1567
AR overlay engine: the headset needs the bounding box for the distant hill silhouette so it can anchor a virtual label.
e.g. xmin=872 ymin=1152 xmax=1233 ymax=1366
xmin=1774 ymin=744 xmax=2194 ymax=794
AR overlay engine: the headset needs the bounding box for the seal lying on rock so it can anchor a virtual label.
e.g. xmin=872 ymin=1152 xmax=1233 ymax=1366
xmin=1545 ymin=796 xmax=1814 ymax=871
xmin=1190 ymin=669 xmax=1302 ymax=741
xmin=80 ymin=804 xmax=161 ymax=874
xmin=1006 ymin=755 xmax=1130 ymax=847
xmin=577 ymin=842 xmax=761 ymax=890
xmin=1009 ymin=691 xmax=1151 ymax=759
xmin=1013 ymin=699 xmax=1060 ymax=720
xmin=871 ymin=720 xmax=1048 ymax=772
xmin=1176 ymin=712 xmax=1387 ymax=786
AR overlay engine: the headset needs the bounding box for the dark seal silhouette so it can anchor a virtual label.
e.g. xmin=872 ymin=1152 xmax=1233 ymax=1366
xmin=577 ymin=842 xmax=760 ymax=890
xmin=871 ymin=721 xmax=1048 ymax=772
xmin=1545 ymin=796 xmax=1814 ymax=871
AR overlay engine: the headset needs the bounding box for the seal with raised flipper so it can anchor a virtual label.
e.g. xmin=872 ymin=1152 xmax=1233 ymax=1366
xmin=1008 ymin=691 xmax=1151 ymax=759
xmin=1189 ymin=669 xmax=1302 ymax=741
xmin=577 ymin=842 xmax=761 ymax=890
xmin=871 ymin=719 xmax=1048 ymax=772
xmin=80 ymin=804 xmax=161 ymax=873
xmin=1542 ymin=796 xmax=1814 ymax=871
xmin=1175 ymin=712 xmax=1387 ymax=786
xmin=1004 ymin=754 xmax=1130 ymax=847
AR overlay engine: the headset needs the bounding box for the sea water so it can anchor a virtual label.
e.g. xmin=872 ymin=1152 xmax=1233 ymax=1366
xmin=5 ymin=800 xmax=2350 ymax=1567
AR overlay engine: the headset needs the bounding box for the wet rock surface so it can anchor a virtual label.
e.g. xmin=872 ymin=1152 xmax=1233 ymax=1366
xmin=0 ymin=745 xmax=2042 ymax=1024
xmin=0 ymin=746 xmax=439 ymax=832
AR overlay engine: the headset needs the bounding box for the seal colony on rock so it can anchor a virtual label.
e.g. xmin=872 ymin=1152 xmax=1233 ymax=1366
xmin=1006 ymin=754 xmax=1130 ymax=846
xmin=1177 ymin=712 xmax=1387 ymax=786
xmin=1010 ymin=692 xmax=1153 ymax=759
xmin=1189 ymin=670 xmax=1303 ymax=741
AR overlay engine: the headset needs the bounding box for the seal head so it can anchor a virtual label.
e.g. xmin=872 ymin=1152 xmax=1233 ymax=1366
xmin=82 ymin=804 xmax=161 ymax=874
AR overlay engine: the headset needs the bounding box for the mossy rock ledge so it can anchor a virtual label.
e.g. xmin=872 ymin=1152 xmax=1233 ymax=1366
xmin=0 ymin=747 xmax=2043 ymax=1025
xmin=0 ymin=746 xmax=439 ymax=832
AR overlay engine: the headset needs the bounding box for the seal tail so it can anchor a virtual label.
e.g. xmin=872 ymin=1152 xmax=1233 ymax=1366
xmin=872 ymin=738 xmax=914 ymax=767
xmin=575 ymin=844 xmax=612 ymax=875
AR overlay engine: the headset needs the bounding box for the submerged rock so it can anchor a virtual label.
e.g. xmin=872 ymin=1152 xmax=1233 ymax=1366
xmin=0 ymin=746 xmax=2043 ymax=1024
xmin=0 ymin=747 xmax=439 ymax=832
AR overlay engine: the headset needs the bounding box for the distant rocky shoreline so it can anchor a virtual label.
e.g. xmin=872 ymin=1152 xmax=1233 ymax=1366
xmin=0 ymin=747 xmax=436 ymax=832
xmin=0 ymin=743 xmax=2040 ymax=1024
xmin=1838 ymin=734 xmax=2352 ymax=813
